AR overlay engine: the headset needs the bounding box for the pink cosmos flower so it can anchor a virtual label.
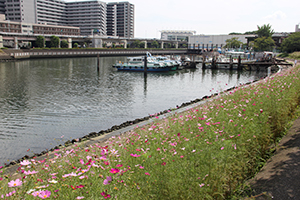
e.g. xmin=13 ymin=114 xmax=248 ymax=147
xmin=76 ymin=197 xmax=85 ymax=199
xmin=8 ymin=179 xmax=22 ymax=187
xmin=116 ymin=164 xmax=123 ymax=168
xmin=20 ymin=160 xmax=31 ymax=166
xmin=38 ymin=190 xmax=51 ymax=199
xmin=24 ymin=170 xmax=38 ymax=175
xmin=110 ymin=168 xmax=120 ymax=174
xmin=5 ymin=190 xmax=16 ymax=197
xmin=145 ymin=173 xmax=150 ymax=175
xmin=221 ymin=147 xmax=225 ymax=150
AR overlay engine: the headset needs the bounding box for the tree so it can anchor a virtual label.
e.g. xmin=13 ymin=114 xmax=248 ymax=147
xmin=281 ymin=32 xmax=300 ymax=53
xmin=139 ymin=42 xmax=145 ymax=48
xmin=50 ymin=35 xmax=60 ymax=48
xmin=229 ymin=32 xmax=243 ymax=35
xmin=131 ymin=40 xmax=141 ymax=48
xmin=73 ymin=43 xmax=78 ymax=48
xmin=151 ymin=40 xmax=159 ymax=48
xmin=224 ymin=37 xmax=243 ymax=48
xmin=36 ymin=35 xmax=45 ymax=48
xmin=61 ymin=40 xmax=68 ymax=48
xmin=257 ymin=24 xmax=274 ymax=38
xmin=253 ymin=24 xmax=275 ymax=51
xmin=253 ymin=37 xmax=275 ymax=51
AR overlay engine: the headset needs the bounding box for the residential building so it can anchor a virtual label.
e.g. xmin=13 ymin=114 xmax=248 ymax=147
xmin=0 ymin=0 xmax=133 ymax=37
xmin=107 ymin=2 xmax=134 ymax=38
xmin=161 ymin=30 xmax=196 ymax=42
xmin=66 ymin=1 xmax=107 ymax=36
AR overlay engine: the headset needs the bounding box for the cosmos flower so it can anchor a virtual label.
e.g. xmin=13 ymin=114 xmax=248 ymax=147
xmin=38 ymin=190 xmax=51 ymax=199
xmin=8 ymin=179 xmax=22 ymax=187
xmin=20 ymin=160 xmax=31 ymax=166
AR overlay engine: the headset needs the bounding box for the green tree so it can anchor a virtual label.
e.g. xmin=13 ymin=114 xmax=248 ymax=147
xmin=257 ymin=24 xmax=274 ymax=38
xmin=50 ymin=35 xmax=60 ymax=48
xmin=73 ymin=43 xmax=78 ymax=48
xmin=281 ymin=32 xmax=300 ymax=53
xmin=253 ymin=37 xmax=275 ymax=51
xmin=224 ymin=37 xmax=243 ymax=48
xmin=131 ymin=40 xmax=141 ymax=48
xmin=61 ymin=40 xmax=68 ymax=48
xmin=36 ymin=35 xmax=45 ymax=48
xmin=151 ymin=40 xmax=159 ymax=48
xmin=139 ymin=42 xmax=145 ymax=48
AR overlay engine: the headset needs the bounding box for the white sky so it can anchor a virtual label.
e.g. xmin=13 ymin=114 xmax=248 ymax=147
xmin=66 ymin=0 xmax=300 ymax=38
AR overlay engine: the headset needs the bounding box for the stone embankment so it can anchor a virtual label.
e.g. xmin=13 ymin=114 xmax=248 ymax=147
xmin=0 ymin=49 xmax=187 ymax=61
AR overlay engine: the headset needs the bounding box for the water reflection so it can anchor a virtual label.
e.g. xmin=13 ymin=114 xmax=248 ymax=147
xmin=0 ymin=57 xmax=267 ymax=166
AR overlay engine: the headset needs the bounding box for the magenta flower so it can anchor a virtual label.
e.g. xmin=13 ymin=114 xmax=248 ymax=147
xmin=260 ymin=109 xmax=263 ymax=113
xmin=38 ymin=190 xmax=51 ymax=199
xmin=76 ymin=197 xmax=85 ymax=199
xmin=8 ymin=179 xmax=22 ymax=187
xmin=221 ymin=147 xmax=225 ymax=150
xmin=110 ymin=168 xmax=120 ymax=174
xmin=145 ymin=172 xmax=150 ymax=175
xmin=101 ymin=191 xmax=111 ymax=199
xmin=116 ymin=164 xmax=123 ymax=168
xmin=130 ymin=154 xmax=141 ymax=157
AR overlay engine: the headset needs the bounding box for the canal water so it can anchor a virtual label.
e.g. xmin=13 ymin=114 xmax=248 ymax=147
xmin=0 ymin=56 xmax=267 ymax=166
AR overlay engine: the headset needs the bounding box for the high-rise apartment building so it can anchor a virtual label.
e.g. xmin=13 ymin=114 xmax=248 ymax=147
xmin=107 ymin=2 xmax=134 ymax=38
xmin=66 ymin=1 xmax=106 ymax=36
xmin=0 ymin=0 xmax=133 ymax=37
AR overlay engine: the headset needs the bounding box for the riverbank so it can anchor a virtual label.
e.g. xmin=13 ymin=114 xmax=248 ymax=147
xmin=1 ymin=59 xmax=299 ymax=199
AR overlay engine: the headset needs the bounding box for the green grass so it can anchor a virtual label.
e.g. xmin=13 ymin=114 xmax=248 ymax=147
xmin=1 ymin=65 xmax=300 ymax=199
xmin=278 ymin=51 xmax=300 ymax=60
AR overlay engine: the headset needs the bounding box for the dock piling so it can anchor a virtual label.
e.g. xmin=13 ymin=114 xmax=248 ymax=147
xmin=97 ymin=54 xmax=100 ymax=72
xmin=144 ymin=55 xmax=147 ymax=74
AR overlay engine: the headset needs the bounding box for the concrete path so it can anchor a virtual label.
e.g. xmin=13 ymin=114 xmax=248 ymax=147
xmin=248 ymin=117 xmax=300 ymax=200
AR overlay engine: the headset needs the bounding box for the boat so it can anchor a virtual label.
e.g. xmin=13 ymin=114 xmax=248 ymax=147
xmin=113 ymin=54 xmax=174 ymax=72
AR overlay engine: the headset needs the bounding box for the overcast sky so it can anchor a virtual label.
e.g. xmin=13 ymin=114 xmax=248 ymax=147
xmin=66 ymin=0 xmax=300 ymax=38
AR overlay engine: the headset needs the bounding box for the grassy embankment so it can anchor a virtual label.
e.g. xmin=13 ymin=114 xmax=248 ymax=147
xmin=1 ymin=63 xmax=300 ymax=199
xmin=279 ymin=51 xmax=300 ymax=60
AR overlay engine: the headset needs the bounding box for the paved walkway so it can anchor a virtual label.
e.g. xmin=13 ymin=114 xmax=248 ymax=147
xmin=248 ymin=60 xmax=300 ymax=200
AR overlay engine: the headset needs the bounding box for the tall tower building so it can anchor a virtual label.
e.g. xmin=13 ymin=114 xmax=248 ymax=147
xmin=107 ymin=2 xmax=134 ymax=38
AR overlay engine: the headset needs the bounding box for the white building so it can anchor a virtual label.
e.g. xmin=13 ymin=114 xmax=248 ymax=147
xmin=296 ymin=24 xmax=300 ymax=32
xmin=161 ymin=30 xmax=196 ymax=41
xmin=188 ymin=34 xmax=253 ymax=50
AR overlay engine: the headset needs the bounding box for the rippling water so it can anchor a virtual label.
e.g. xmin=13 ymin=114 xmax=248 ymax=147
xmin=0 ymin=56 xmax=267 ymax=166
